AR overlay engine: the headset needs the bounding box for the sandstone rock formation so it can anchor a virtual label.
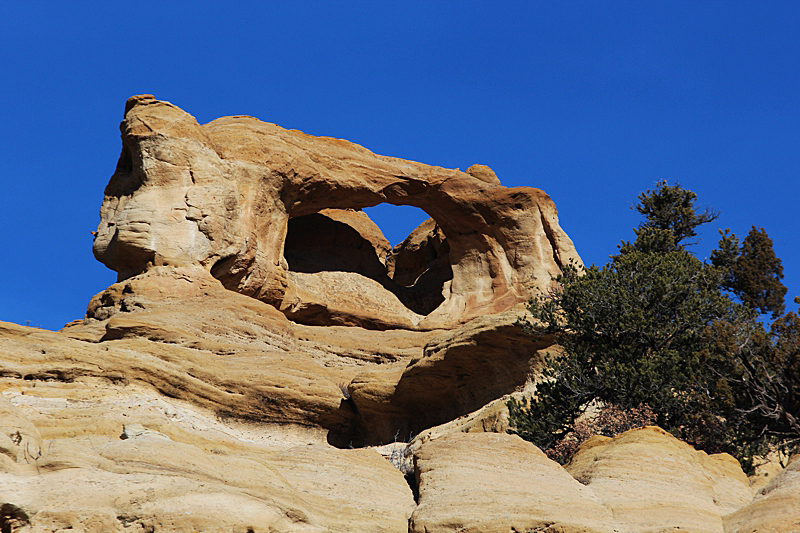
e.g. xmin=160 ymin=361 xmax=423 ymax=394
xmin=80 ymin=93 xmax=579 ymax=445
xmin=93 ymin=94 xmax=582 ymax=330
xmin=0 ymin=357 xmax=415 ymax=533
xmin=1 ymin=95 xmax=796 ymax=532
xmin=346 ymin=309 xmax=553 ymax=444
xmin=566 ymin=427 xmax=753 ymax=533
xmin=410 ymin=432 xmax=616 ymax=533
xmin=408 ymin=427 xmax=800 ymax=533
xmin=49 ymin=263 xmax=552 ymax=446
xmin=724 ymin=455 xmax=800 ymax=532
xmin=282 ymin=209 xmax=450 ymax=328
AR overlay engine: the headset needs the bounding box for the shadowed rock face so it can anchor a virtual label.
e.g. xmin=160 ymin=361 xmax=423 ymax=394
xmin=93 ymin=94 xmax=582 ymax=330
xmin=388 ymin=217 xmax=453 ymax=315
xmin=283 ymin=210 xmax=452 ymax=324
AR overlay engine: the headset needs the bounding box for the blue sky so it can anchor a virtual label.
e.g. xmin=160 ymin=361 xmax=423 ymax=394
xmin=1 ymin=2 xmax=798 ymax=330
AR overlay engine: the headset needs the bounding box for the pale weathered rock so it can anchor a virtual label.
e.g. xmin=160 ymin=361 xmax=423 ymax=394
xmin=0 ymin=395 xmax=42 ymax=466
xmin=93 ymin=95 xmax=582 ymax=330
xmin=3 ymin=295 xmax=418 ymax=532
xmin=567 ymin=427 xmax=753 ymax=533
xmin=409 ymin=432 xmax=616 ymax=533
xmin=724 ymin=455 xmax=800 ymax=533
xmin=76 ymin=94 xmax=579 ymax=450
xmin=0 ymin=385 xmax=415 ymax=533
xmin=2 ymin=272 xmax=359 ymax=444
xmin=57 ymin=264 xmax=553 ymax=447
xmin=10 ymin=94 xmax=780 ymax=533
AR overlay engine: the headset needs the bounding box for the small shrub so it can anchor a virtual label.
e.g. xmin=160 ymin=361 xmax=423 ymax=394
xmin=543 ymin=403 xmax=656 ymax=465
xmin=388 ymin=443 xmax=414 ymax=476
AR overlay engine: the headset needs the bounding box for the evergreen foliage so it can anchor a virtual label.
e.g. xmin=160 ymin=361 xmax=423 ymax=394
xmin=509 ymin=182 xmax=799 ymax=470
xmin=712 ymin=226 xmax=787 ymax=318
xmin=509 ymin=252 xmax=749 ymax=458
xmin=704 ymin=311 xmax=800 ymax=458
xmin=619 ymin=180 xmax=718 ymax=254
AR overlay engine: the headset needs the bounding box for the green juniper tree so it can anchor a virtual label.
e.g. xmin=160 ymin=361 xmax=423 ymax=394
xmin=712 ymin=226 xmax=787 ymax=318
xmin=508 ymin=251 xmax=744 ymax=456
xmin=619 ymin=180 xmax=718 ymax=254
xmin=509 ymin=182 xmax=798 ymax=469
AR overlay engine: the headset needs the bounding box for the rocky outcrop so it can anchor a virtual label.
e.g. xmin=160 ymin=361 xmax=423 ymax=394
xmin=409 ymin=428 xmax=800 ymax=533
xmin=0 ymin=376 xmax=414 ymax=533
xmin=78 ymin=94 xmax=578 ymax=445
xmin=567 ymin=427 xmax=753 ymax=533
xmin=724 ymin=455 xmax=800 ymax=532
xmin=347 ymin=310 xmax=552 ymax=444
xmin=4 ymin=95 xmax=795 ymax=532
xmin=3 ymin=298 xmax=354 ymax=444
xmin=93 ymin=94 xmax=582 ymax=330
xmin=6 ymin=344 xmax=793 ymax=533
xmin=47 ymin=265 xmax=548 ymax=446
xmin=410 ymin=432 xmax=617 ymax=533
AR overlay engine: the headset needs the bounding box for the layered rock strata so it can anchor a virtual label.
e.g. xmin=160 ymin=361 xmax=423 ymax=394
xmin=409 ymin=432 xmax=616 ymax=533
xmin=724 ymin=455 xmax=800 ymax=532
xmin=52 ymin=265 xmax=551 ymax=445
xmin=566 ymin=427 xmax=753 ymax=532
xmin=0 ymin=360 xmax=415 ymax=533
xmin=408 ymin=427 xmax=799 ymax=533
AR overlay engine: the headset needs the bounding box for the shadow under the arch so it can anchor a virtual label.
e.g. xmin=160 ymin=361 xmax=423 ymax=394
xmin=283 ymin=212 xmax=452 ymax=318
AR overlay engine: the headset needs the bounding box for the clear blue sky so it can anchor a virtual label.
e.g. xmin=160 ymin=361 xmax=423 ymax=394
xmin=1 ymin=2 xmax=798 ymax=330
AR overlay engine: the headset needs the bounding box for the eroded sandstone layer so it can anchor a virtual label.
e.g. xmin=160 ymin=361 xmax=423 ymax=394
xmin=408 ymin=428 xmax=799 ymax=533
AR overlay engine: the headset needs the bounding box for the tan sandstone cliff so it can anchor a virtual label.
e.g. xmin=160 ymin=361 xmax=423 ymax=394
xmin=1 ymin=96 xmax=797 ymax=533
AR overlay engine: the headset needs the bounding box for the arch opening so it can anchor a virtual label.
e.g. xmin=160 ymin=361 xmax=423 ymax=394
xmin=362 ymin=204 xmax=431 ymax=247
xmin=282 ymin=206 xmax=452 ymax=328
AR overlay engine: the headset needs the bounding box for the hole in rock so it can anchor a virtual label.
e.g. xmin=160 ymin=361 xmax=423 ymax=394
xmin=362 ymin=204 xmax=430 ymax=247
xmin=283 ymin=206 xmax=452 ymax=323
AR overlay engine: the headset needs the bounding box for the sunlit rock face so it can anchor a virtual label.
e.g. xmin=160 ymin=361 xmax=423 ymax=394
xmin=83 ymin=95 xmax=581 ymax=447
xmin=93 ymin=94 xmax=582 ymax=330
xmin=1 ymin=95 xmax=796 ymax=533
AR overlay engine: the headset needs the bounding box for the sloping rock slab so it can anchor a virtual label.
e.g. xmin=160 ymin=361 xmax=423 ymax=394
xmin=567 ymin=427 xmax=753 ymax=533
xmin=348 ymin=310 xmax=552 ymax=444
xmin=724 ymin=455 xmax=800 ymax=533
xmin=0 ymin=401 xmax=414 ymax=533
xmin=409 ymin=432 xmax=616 ymax=533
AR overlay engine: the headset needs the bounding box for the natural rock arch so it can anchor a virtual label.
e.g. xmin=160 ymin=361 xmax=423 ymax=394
xmin=93 ymin=95 xmax=582 ymax=330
